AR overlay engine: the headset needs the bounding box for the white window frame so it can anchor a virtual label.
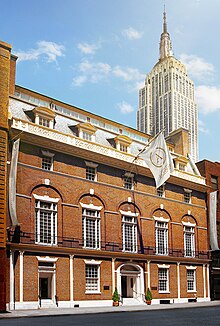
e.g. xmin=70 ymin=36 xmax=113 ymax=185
xmin=33 ymin=194 xmax=59 ymax=246
xmin=184 ymin=189 xmax=192 ymax=204
xmin=35 ymin=114 xmax=54 ymax=129
xmin=121 ymin=211 xmax=138 ymax=253
xmin=41 ymin=150 xmax=55 ymax=171
xmin=81 ymin=203 xmax=102 ymax=250
xmin=123 ymin=172 xmax=134 ymax=190
xmin=155 ymin=217 xmax=169 ymax=255
xmin=186 ymin=267 xmax=196 ymax=292
xmin=158 ymin=265 xmax=170 ymax=293
xmin=183 ymin=221 xmax=196 ymax=258
xmin=84 ymin=260 xmax=101 ymax=294
xmin=85 ymin=161 xmax=98 ymax=181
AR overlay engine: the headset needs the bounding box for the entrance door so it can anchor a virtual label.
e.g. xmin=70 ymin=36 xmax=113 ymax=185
xmin=121 ymin=276 xmax=135 ymax=298
xmin=121 ymin=276 xmax=127 ymax=297
xmin=127 ymin=276 xmax=134 ymax=297
xmin=39 ymin=277 xmax=51 ymax=299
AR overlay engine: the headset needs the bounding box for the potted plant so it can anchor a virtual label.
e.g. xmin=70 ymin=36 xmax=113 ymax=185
xmin=145 ymin=288 xmax=152 ymax=305
xmin=112 ymin=288 xmax=120 ymax=306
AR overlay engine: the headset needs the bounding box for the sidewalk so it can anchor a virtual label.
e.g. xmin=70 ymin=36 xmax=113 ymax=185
xmin=0 ymin=301 xmax=219 ymax=319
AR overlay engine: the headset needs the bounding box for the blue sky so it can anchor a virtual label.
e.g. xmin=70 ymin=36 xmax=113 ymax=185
xmin=1 ymin=0 xmax=220 ymax=162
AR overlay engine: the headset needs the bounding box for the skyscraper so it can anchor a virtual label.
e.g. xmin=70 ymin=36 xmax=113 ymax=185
xmin=137 ymin=10 xmax=198 ymax=162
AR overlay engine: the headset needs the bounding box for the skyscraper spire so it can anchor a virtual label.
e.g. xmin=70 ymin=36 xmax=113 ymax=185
xmin=163 ymin=6 xmax=167 ymax=33
xmin=159 ymin=7 xmax=173 ymax=60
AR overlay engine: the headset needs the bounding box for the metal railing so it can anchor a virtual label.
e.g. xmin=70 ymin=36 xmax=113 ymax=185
xmin=7 ymin=230 xmax=209 ymax=260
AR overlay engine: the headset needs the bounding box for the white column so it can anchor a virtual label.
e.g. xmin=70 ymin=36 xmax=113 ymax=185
xmin=177 ymin=262 xmax=180 ymax=302
xmin=147 ymin=260 xmax=151 ymax=289
xmin=207 ymin=264 xmax=210 ymax=299
xmin=70 ymin=255 xmax=74 ymax=305
xmin=112 ymin=258 xmax=115 ymax=293
xmin=19 ymin=251 xmax=24 ymax=303
xmin=203 ymin=264 xmax=206 ymax=299
xmin=10 ymin=250 xmax=14 ymax=310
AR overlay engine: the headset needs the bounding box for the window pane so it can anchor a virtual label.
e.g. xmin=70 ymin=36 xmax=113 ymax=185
xmin=83 ymin=209 xmax=100 ymax=249
xmin=35 ymin=200 xmax=57 ymax=245
xmin=86 ymin=265 xmax=99 ymax=292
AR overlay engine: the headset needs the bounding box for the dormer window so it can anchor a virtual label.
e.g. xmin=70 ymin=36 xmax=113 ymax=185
xmin=33 ymin=106 xmax=56 ymax=129
xmin=82 ymin=131 xmax=92 ymax=141
xmin=114 ymin=135 xmax=132 ymax=154
xmin=39 ymin=117 xmax=50 ymax=128
xmin=174 ymin=156 xmax=188 ymax=172
xmin=77 ymin=123 xmax=96 ymax=142
xmin=120 ymin=144 xmax=128 ymax=153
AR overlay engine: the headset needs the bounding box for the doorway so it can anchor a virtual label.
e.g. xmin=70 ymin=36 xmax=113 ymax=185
xmin=39 ymin=277 xmax=51 ymax=299
xmin=121 ymin=275 xmax=135 ymax=298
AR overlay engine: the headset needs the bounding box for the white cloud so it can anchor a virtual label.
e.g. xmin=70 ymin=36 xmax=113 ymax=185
xmin=113 ymin=66 xmax=145 ymax=82
xmin=198 ymin=119 xmax=209 ymax=134
xmin=179 ymin=54 xmax=214 ymax=81
xmin=122 ymin=27 xmax=143 ymax=40
xmin=195 ymin=85 xmax=220 ymax=114
xmin=77 ymin=42 xmax=100 ymax=55
xmin=73 ymin=75 xmax=87 ymax=87
xmin=117 ymin=101 xmax=134 ymax=114
xmin=73 ymin=60 xmax=111 ymax=86
xmin=73 ymin=60 xmax=144 ymax=89
xmin=15 ymin=41 xmax=65 ymax=63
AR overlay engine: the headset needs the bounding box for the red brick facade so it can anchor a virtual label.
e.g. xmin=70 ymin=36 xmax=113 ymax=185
xmin=0 ymin=40 xmax=211 ymax=310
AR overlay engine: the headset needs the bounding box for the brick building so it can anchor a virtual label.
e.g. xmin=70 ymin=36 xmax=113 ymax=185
xmin=1 ymin=40 xmax=211 ymax=310
xmin=197 ymin=160 xmax=220 ymax=300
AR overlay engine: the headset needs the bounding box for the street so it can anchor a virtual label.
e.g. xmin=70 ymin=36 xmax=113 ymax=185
xmin=0 ymin=306 xmax=220 ymax=326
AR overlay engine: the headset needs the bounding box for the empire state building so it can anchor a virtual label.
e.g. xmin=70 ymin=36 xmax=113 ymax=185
xmin=137 ymin=11 xmax=198 ymax=162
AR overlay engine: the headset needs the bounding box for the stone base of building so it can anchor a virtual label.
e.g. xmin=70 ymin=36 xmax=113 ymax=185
xmin=6 ymin=297 xmax=210 ymax=311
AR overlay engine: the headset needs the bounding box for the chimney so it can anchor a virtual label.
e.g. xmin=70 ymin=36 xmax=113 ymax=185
xmin=9 ymin=54 xmax=18 ymax=95
xmin=166 ymin=128 xmax=190 ymax=157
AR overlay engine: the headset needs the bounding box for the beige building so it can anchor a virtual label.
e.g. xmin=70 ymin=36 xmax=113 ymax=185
xmin=137 ymin=11 xmax=198 ymax=162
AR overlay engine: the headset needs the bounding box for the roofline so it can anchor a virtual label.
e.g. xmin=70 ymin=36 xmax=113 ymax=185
xmin=15 ymin=84 xmax=151 ymax=140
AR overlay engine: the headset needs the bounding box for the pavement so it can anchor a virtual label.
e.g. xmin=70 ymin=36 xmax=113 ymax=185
xmin=0 ymin=300 xmax=219 ymax=319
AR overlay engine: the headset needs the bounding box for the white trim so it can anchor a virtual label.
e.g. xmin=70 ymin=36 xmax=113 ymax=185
xmin=33 ymin=194 xmax=60 ymax=203
xmin=120 ymin=210 xmax=139 ymax=217
xmin=19 ymin=251 xmax=24 ymax=303
xmin=207 ymin=264 xmax=210 ymax=299
xmin=203 ymin=264 xmax=206 ymax=299
xmin=10 ymin=251 xmax=14 ymax=310
xmin=153 ymin=216 xmax=170 ymax=222
xmin=184 ymin=188 xmax=192 ymax=193
xmin=124 ymin=172 xmax=134 ymax=178
xmin=186 ymin=265 xmax=197 ymax=270
xmin=37 ymin=256 xmax=58 ymax=262
xmin=177 ymin=263 xmax=180 ymax=302
xmin=157 ymin=264 xmax=170 ymax=269
xmin=84 ymin=259 xmax=102 ymax=265
xmin=80 ymin=203 xmax=102 ymax=211
xmin=147 ymin=260 xmax=151 ymax=289
xmin=41 ymin=150 xmax=55 ymax=158
xmin=182 ymin=221 xmax=196 ymax=227
xmin=112 ymin=258 xmax=115 ymax=293
xmin=70 ymin=255 xmax=74 ymax=304
xmin=85 ymin=161 xmax=98 ymax=168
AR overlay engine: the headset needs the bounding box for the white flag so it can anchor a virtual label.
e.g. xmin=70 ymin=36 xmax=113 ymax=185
xmin=209 ymin=191 xmax=219 ymax=251
xmin=140 ymin=132 xmax=174 ymax=188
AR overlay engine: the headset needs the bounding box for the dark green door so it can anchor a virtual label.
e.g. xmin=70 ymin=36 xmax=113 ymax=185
xmin=40 ymin=278 xmax=49 ymax=299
